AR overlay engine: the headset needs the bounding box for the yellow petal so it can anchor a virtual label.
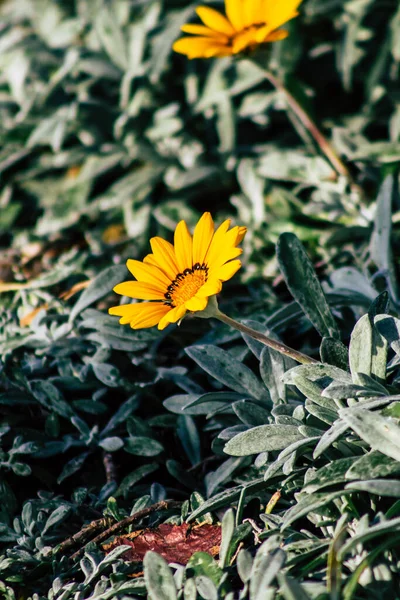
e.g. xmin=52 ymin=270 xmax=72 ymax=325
xmin=185 ymin=296 xmax=208 ymax=311
xmin=158 ymin=305 xmax=187 ymax=330
xmin=150 ymin=237 xmax=179 ymax=281
xmin=196 ymin=6 xmax=235 ymax=36
xmin=225 ymin=0 xmax=243 ymax=30
xmin=181 ymin=24 xmax=229 ymax=40
xmin=232 ymin=26 xmax=259 ymax=53
xmin=214 ymin=259 xmax=242 ymax=281
xmin=113 ymin=281 xmax=164 ymax=300
xmin=254 ymin=23 xmax=273 ymax=42
xmin=192 ymin=212 xmax=214 ymax=265
xmin=208 ymin=248 xmax=243 ymax=274
xmin=206 ymin=222 xmax=246 ymax=270
xmin=204 ymin=219 xmax=231 ymax=265
xmin=130 ymin=303 xmax=171 ymax=329
xmin=204 ymin=45 xmax=233 ymax=58
xmin=206 ymin=225 xmax=241 ymax=267
xmin=127 ymin=259 xmax=170 ymax=290
xmin=261 ymin=0 xmax=302 ymax=31
xmin=109 ymin=302 xmax=169 ymax=328
xmin=173 ymin=37 xmax=228 ymax=59
xmin=264 ymin=28 xmax=289 ymax=42
xmin=174 ymin=220 xmax=193 ymax=273
xmin=109 ymin=303 xmax=143 ymax=324
xmin=236 ymin=226 xmax=247 ymax=244
xmin=196 ymin=278 xmax=223 ymax=298
xmin=143 ymin=254 xmax=158 ymax=267
xmin=243 ymin=0 xmax=263 ymax=28
xmin=216 ymin=219 xmax=232 ymax=235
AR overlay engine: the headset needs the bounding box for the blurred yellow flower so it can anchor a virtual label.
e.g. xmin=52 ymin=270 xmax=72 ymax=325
xmin=173 ymin=0 xmax=302 ymax=59
xmin=109 ymin=213 xmax=246 ymax=330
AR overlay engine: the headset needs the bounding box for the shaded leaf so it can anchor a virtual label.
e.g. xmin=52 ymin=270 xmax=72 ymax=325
xmin=186 ymin=345 xmax=268 ymax=401
xmin=277 ymin=232 xmax=339 ymax=339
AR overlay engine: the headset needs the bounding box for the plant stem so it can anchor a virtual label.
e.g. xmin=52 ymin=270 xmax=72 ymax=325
xmin=261 ymin=69 xmax=353 ymax=183
xmin=216 ymin=311 xmax=318 ymax=365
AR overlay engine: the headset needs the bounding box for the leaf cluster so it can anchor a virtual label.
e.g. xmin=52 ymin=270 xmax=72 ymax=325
xmin=1 ymin=0 xmax=400 ymax=599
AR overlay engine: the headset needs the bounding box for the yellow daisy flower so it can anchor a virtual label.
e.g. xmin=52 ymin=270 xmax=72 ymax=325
xmin=109 ymin=213 xmax=246 ymax=331
xmin=172 ymin=0 xmax=303 ymax=59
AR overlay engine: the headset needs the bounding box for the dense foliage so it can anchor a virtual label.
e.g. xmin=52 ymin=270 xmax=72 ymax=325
xmin=1 ymin=0 xmax=400 ymax=598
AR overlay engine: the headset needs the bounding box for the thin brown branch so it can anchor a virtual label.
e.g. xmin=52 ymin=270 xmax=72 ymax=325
xmin=103 ymin=451 xmax=118 ymax=484
xmin=69 ymin=500 xmax=182 ymax=561
xmin=261 ymin=69 xmax=358 ymax=190
xmin=55 ymin=517 xmax=113 ymax=556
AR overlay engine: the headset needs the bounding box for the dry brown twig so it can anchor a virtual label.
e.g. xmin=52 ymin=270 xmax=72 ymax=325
xmin=55 ymin=500 xmax=182 ymax=561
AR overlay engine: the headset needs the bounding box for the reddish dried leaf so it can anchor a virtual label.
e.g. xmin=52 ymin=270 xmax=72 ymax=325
xmin=104 ymin=523 xmax=221 ymax=565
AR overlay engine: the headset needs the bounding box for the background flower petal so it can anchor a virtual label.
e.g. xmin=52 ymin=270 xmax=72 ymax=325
xmin=265 ymin=29 xmax=289 ymax=42
xmin=261 ymin=0 xmax=302 ymax=31
xmin=181 ymin=24 xmax=229 ymax=40
xmin=243 ymin=0 xmax=263 ymax=28
xmin=196 ymin=6 xmax=235 ymax=35
xmin=173 ymin=37 xmax=227 ymax=58
xmin=225 ymin=0 xmax=243 ymax=30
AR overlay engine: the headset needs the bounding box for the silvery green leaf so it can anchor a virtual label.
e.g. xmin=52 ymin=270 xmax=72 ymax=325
xmin=224 ymin=425 xmax=303 ymax=456
xmin=250 ymin=545 xmax=286 ymax=600
xmin=370 ymin=174 xmax=399 ymax=303
xmin=186 ymin=345 xmax=268 ymax=402
xmin=95 ymin=5 xmax=129 ymax=71
xmin=374 ymin=315 xmax=400 ymax=358
xmin=42 ymin=505 xmax=72 ymax=534
xmin=345 ymin=450 xmax=400 ymax=480
xmin=313 ymin=419 xmax=349 ymax=459
xmin=345 ymin=479 xmax=400 ymax=497
xmin=69 ymin=265 xmax=128 ymax=323
xmin=303 ymin=457 xmax=357 ymax=493
xmin=144 ymin=551 xmax=177 ymax=600
xmin=260 ymin=346 xmax=289 ymax=404
xmin=277 ymin=233 xmax=339 ymax=339
xmin=340 ymin=407 xmax=400 ymax=462
xmin=219 ymin=508 xmax=235 ymax=568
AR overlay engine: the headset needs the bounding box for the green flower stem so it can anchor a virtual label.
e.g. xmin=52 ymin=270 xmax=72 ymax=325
xmin=261 ymin=69 xmax=353 ymax=184
xmin=215 ymin=311 xmax=318 ymax=365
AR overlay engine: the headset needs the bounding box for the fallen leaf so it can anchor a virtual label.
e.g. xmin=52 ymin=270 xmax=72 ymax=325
xmin=59 ymin=280 xmax=91 ymax=301
xmin=20 ymin=305 xmax=49 ymax=327
xmin=66 ymin=165 xmax=82 ymax=179
xmin=102 ymin=224 xmax=126 ymax=244
xmin=103 ymin=523 xmax=221 ymax=565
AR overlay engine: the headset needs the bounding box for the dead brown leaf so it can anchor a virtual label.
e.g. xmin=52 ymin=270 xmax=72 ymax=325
xmin=59 ymin=279 xmax=91 ymax=301
xmin=103 ymin=523 xmax=221 ymax=565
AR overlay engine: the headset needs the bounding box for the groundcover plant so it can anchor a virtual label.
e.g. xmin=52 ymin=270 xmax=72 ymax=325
xmin=1 ymin=0 xmax=400 ymax=598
